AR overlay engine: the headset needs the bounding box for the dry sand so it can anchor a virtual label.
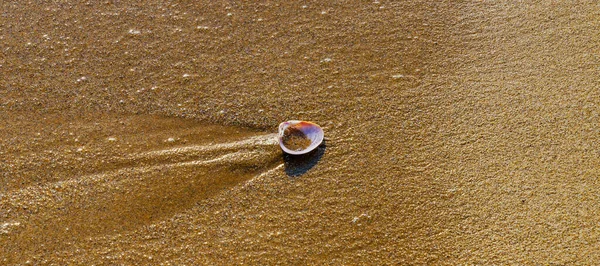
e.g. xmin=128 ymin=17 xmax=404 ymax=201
xmin=1 ymin=1 xmax=599 ymax=264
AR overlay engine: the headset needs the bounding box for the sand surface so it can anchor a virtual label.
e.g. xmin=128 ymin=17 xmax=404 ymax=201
xmin=1 ymin=1 xmax=599 ymax=264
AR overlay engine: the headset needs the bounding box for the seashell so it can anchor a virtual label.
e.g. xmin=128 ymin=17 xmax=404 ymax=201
xmin=278 ymin=120 xmax=324 ymax=155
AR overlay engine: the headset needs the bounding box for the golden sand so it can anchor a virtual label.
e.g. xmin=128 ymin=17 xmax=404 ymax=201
xmin=1 ymin=1 xmax=599 ymax=264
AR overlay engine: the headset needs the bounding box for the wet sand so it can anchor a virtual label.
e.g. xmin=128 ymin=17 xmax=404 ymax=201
xmin=1 ymin=1 xmax=599 ymax=264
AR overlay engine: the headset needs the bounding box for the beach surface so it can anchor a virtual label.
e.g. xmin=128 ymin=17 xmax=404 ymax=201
xmin=1 ymin=1 xmax=599 ymax=264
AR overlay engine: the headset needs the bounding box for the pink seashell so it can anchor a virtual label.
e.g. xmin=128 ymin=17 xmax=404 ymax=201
xmin=278 ymin=120 xmax=324 ymax=155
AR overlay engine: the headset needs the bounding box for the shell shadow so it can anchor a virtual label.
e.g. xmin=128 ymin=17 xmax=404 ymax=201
xmin=283 ymin=139 xmax=326 ymax=177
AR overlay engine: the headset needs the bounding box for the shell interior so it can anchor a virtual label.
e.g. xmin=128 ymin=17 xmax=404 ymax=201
xmin=278 ymin=120 xmax=324 ymax=155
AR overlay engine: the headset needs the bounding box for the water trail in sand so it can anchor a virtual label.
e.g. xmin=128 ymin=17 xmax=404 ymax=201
xmin=0 ymin=114 xmax=282 ymax=246
xmin=2 ymin=133 xmax=279 ymax=210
